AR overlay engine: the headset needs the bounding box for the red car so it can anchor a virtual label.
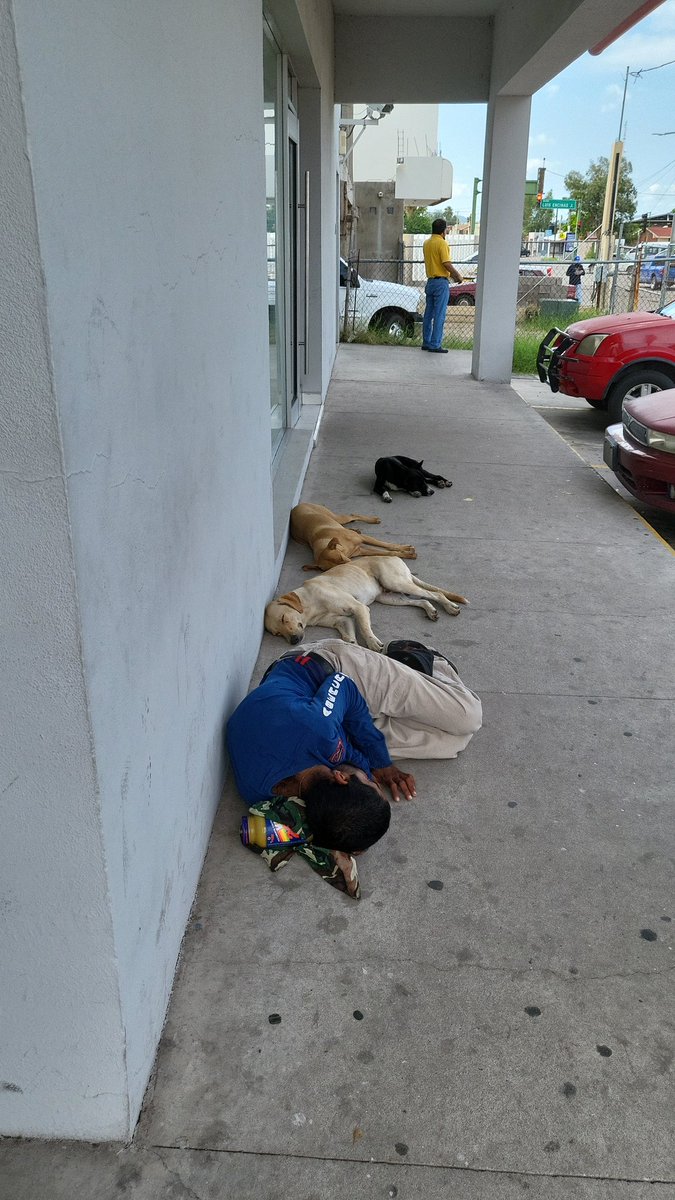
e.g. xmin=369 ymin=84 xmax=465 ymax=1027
xmin=604 ymin=389 xmax=675 ymax=513
xmin=537 ymin=300 xmax=675 ymax=423
xmin=450 ymin=266 xmax=562 ymax=307
xmin=448 ymin=280 xmax=478 ymax=306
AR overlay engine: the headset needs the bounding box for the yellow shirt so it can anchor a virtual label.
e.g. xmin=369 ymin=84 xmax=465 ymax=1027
xmin=423 ymin=233 xmax=451 ymax=278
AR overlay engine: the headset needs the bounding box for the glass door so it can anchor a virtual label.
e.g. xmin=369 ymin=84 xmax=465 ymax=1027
xmin=264 ymin=28 xmax=301 ymax=454
xmin=263 ymin=27 xmax=285 ymax=452
xmin=286 ymin=111 xmax=300 ymax=427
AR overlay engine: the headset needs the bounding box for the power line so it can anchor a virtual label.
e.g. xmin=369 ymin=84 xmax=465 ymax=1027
xmin=630 ymin=57 xmax=675 ymax=78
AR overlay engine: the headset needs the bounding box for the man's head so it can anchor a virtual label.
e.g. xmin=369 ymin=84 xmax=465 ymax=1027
xmin=431 ymin=218 xmax=448 ymax=236
xmin=302 ymin=766 xmax=391 ymax=853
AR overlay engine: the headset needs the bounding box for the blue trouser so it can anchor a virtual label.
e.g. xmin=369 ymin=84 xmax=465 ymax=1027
xmin=423 ymin=277 xmax=450 ymax=349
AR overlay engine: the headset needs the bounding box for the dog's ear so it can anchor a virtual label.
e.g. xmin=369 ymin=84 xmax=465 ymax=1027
xmin=417 ymin=460 xmax=424 ymax=468
xmin=326 ymin=537 xmax=340 ymax=550
xmin=279 ymin=591 xmax=304 ymax=613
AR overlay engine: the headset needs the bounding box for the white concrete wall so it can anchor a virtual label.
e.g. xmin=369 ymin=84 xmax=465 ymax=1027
xmin=3 ymin=0 xmax=276 ymax=1139
xmin=335 ymin=16 xmax=492 ymax=103
xmin=0 ymin=0 xmax=128 ymax=1138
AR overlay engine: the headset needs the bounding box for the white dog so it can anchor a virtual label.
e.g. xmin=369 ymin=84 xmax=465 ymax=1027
xmin=264 ymin=555 xmax=468 ymax=652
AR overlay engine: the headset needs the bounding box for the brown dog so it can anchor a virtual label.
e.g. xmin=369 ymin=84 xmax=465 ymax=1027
xmin=290 ymin=502 xmax=416 ymax=571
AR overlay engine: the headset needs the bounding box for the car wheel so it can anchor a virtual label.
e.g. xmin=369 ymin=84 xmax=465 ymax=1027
xmin=453 ymin=294 xmax=475 ymax=307
xmin=606 ymin=368 xmax=675 ymax=423
xmin=584 ymin=398 xmax=606 ymax=410
xmin=370 ymin=309 xmax=414 ymax=339
xmin=651 ymin=274 xmax=660 ymax=291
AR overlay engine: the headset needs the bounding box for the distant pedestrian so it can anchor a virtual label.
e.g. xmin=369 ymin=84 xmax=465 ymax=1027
xmin=566 ymin=255 xmax=585 ymax=302
xmin=422 ymin=219 xmax=462 ymax=354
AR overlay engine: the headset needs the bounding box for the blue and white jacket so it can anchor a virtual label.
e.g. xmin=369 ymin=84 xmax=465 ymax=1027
xmin=226 ymin=655 xmax=391 ymax=804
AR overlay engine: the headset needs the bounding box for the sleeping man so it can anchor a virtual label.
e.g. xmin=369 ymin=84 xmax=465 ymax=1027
xmin=226 ymin=639 xmax=482 ymax=895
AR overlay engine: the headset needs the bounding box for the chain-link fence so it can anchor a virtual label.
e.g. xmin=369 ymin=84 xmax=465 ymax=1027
xmin=340 ymin=254 xmax=675 ymax=349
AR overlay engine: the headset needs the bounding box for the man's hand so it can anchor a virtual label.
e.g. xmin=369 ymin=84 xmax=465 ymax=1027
xmin=372 ymin=765 xmax=416 ymax=803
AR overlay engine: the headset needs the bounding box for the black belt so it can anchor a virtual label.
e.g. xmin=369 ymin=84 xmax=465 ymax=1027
xmin=261 ymin=650 xmax=335 ymax=687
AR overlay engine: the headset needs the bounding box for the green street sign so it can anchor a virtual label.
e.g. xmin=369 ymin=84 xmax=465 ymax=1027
xmin=541 ymin=198 xmax=577 ymax=210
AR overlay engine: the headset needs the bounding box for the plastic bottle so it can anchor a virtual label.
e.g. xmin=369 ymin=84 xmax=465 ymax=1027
xmin=240 ymin=814 xmax=307 ymax=849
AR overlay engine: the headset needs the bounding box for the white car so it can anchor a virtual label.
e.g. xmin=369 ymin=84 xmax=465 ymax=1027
xmin=269 ymin=258 xmax=423 ymax=338
xmin=339 ymin=258 xmax=422 ymax=338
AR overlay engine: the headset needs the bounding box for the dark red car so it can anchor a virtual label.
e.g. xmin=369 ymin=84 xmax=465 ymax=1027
xmin=450 ymin=266 xmax=557 ymax=307
xmin=604 ymin=389 xmax=675 ymax=513
xmin=537 ymin=300 xmax=675 ymax=423
xmin=448 ymin=280 xmax=478 ymax=306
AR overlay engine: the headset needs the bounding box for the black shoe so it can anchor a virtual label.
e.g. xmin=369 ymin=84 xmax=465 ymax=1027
xmin=429 ymin=347 xmax=449 ymax=354
xmin=421 ymin=344 xmax=431 ymax=351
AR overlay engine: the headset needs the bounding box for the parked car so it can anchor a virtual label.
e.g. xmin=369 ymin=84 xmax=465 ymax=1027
xmin=449 ymin=280 xmax=477 ymax=306
xmin=269 ymin=259 xmax=422 ymax=338
xmin=448 ymin=266 xmax=563 ymax=308
xmin=537 ymin=300 xmax=675 ymax=422
xmin=604 ymin=388 xmax=675 ymax=513
xmin=639 ymin=254 xmax=675 ymax=291
xmin=339 ymin=258 xmax=421 ymax=337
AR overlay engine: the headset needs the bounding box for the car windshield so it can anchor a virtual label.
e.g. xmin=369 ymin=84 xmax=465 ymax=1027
xmin=657 ymin=300 xmax=675 ymax=319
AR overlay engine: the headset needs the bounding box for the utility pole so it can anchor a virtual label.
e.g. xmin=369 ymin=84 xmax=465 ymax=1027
xmin=470 ymin=177 xmax=481 ymax=235
xmin=598 ymin=67 xmax=629 ymax=305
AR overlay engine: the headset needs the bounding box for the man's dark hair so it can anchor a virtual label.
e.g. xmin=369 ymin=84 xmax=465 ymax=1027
xmin=431 ymin=218 xmax=447 ymax=235
xmin=303 ymin=776 xmax=391 ymax=852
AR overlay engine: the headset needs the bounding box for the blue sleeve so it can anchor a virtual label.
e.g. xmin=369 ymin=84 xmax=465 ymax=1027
xmin=315 ymin=672 xmax=392 ymax=771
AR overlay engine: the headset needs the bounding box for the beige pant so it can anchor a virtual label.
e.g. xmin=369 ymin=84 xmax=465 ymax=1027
xmin=299 ymin=639 xmax=482 ymax=761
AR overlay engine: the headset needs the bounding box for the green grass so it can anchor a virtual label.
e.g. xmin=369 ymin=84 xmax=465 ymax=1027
xmin=512 ymin=306 xmax=602 ymax=374
xmin=341 ymin=305 xmax=605 ymax=373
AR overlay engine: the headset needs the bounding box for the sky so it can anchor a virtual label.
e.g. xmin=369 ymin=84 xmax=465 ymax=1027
xmin=435 ymin=0 xmax=675 ymax=223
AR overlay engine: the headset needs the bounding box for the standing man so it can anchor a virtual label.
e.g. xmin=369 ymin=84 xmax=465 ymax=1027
xmin=422 ymin=218 xmax=462 ymax=354
xmin=566 ymin=255 xmax=585 ymax=302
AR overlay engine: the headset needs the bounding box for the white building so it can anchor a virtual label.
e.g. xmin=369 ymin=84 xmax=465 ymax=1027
xmin=1 ymin=0 xmax=652 ymax=1143
xmin=352 ymin=103 xmax=440 ymax=181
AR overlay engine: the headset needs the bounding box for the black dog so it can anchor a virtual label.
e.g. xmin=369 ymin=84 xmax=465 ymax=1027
xmin=373 ymin=456 xmax=453 ymax=503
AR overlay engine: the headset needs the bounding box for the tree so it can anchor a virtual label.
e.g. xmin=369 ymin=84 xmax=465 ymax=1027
xmin=403 ymin=206 xmax=432 ymax=234
xmin=563 ymin=156 xmax=637 ymax=235
xmin=523 ymin=189 xmax=554 ymax=237
xmin=439 ymin=205 xmax=459 ymax=227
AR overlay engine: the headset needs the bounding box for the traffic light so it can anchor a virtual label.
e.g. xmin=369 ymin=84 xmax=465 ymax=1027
xmin=536 ymin=167 xmax=545 ymax=206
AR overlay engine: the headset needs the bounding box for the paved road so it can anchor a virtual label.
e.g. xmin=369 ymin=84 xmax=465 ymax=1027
xmin=512 ymin=375 xmax=675 ymax=553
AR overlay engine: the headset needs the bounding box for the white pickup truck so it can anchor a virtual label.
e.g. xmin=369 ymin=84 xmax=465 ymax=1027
xmin=339 ymin=257 xmax=422 ymax=337
xmin=268 ymin=258 xmax=422 ymax=338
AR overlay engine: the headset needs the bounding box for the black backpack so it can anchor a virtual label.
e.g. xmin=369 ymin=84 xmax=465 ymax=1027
xmin=385 ymin=639 xmax=435 ymax=676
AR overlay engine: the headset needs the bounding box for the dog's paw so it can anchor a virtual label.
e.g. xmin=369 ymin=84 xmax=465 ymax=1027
xmin=409 ymin=490 xmax=422 ymax=498
xmin=367 ymin=638 xmax=385 ymax=652
xmin=427 ymin=607 xmax=439 ymax=621
xmin=423 ymin=487 xmax=435 ymax=496
xmin=381 ymin=491 xmax=393 ymax=503
xmin=402 ymin=545 xmax=417 ymax=559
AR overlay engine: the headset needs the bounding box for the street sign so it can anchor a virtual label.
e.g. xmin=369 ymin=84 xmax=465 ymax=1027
xmin=540 ymin=198 xmax=577 ymax=210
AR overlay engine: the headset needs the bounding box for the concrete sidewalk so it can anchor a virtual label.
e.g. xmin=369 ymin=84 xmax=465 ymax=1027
xmin=4 ymin=346 xmax=675 ymax=1198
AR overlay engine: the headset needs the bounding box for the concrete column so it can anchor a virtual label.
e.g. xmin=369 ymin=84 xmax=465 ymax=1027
xmin=472 ymin=93 xmax=531 ymax=382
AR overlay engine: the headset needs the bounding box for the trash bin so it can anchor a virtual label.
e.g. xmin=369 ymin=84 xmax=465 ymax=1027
xmin=539 ymin=298 xmax=579 ymax=322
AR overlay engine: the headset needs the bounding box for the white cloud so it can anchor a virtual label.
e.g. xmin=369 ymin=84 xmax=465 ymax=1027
xmin=543 ymin=83 xmax=560 ymax=97
xmin=591 ymin=0 xmax=675 ymax=70
xmin=648 ymin=180 xmax=675 ymax=195
xmin=528 ymin=131 xmax=555 ymax=148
